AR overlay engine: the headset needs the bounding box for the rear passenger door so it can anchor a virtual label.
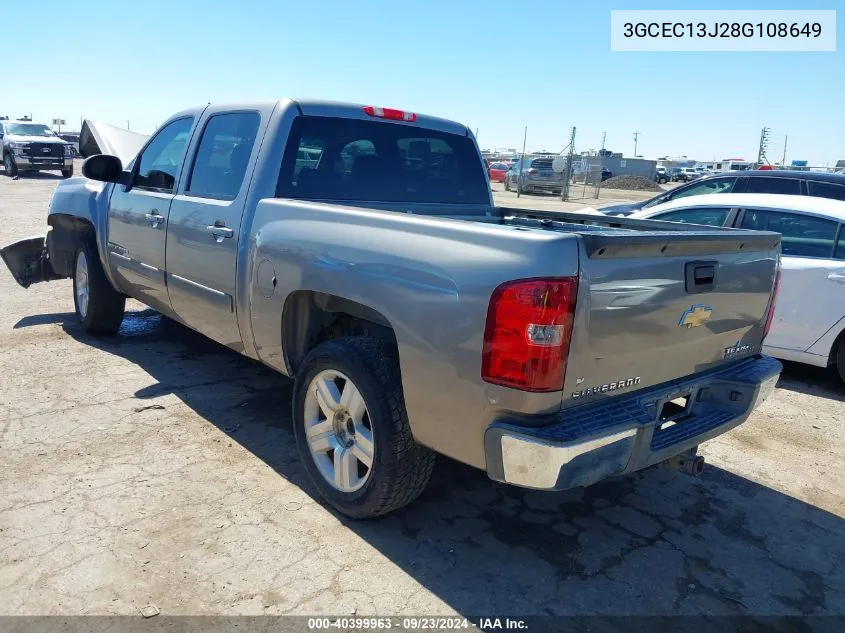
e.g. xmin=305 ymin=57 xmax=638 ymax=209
xmin=738 ymin=207 xmax=845 ymax=352
xmin=649 ymin=206 xmax=735 ymax=227
xmin=165 ymin=107 xmax=267 ymax=349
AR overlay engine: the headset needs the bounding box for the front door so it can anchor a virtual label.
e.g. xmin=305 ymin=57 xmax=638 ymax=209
xmin=107 ymin=116 xmax=197 ymax=314
xmin=165 ymin=108 xmax=265 ymax=349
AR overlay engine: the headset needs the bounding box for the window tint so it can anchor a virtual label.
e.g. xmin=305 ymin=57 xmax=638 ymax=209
xmin=134 ymin=117 xmax=194 ymax=191
xmin=740 ymin=208 xmax=837 ymax=258
xmin=653 ymin=207 xmax=730 ymax=226
xmin=744 ymin=177 xmax=801 ymax=195
xmin=809 ymin=181 xmax=845 ymax=202
xmin=668 ymin=177 xmax=737 ymax=201
xmin=187 ymin=112 xmax=260 ymax=199
xmin=278 ymin=116 xmax=489 ymax=204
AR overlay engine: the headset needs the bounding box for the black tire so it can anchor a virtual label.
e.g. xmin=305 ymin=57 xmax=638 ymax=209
xmin=61 ymin=165 xmax=74 ymax=179
xmin=835 ymin=338 xmax=845 ymax=384
xmin=504 ymin=176 xmax=510 ymax=191
xmin=3 ymin=153 xmax=18 ymax=177
xmin=73 ymin=241 xmax=125 ymax=334
xmin=517 ymin=179 xmax=526 ymax=194
xmin=293 ymin=337 xmax=436 ymax=519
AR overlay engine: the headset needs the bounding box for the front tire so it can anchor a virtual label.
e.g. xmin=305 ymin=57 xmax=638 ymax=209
xmin=73 ymin=242 xmax=125 ymax=334
xmin=293 ymin=337 xmax=436 ymax=519
xmin=504 ymin=176 xmax=510 ymax=191
xmin=3 ymin=153 xmax=18 ymax=177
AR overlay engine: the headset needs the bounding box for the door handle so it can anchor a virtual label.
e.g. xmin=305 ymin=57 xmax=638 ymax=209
xmin=206 ymin=224 xmax=234 ymax=243
xmin=145 ymin=210 xmax=163 ymax=228
xmin=828 ymin=273 xmax=845 ymax=284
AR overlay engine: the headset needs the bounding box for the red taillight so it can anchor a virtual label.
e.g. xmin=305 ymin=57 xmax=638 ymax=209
xmin=363 ymin=105 xmax=417 ymax=122
xmin=763 ymin=269 xmax=781 ymax=339
xmin=482 ymin=277 xmax=579 ymax=392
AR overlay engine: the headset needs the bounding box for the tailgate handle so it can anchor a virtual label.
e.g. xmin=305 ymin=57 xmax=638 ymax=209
xmin=685 ymin=261 xmax=717 ymax=293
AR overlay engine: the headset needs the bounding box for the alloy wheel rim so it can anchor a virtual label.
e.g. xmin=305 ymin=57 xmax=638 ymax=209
xmin=304 ymin=369 xmax=374 ymax=493
xmin=75 ymin=251 xmax=89 ymax=318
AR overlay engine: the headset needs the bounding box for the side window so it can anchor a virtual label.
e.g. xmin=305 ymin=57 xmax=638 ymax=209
xmin=186 ymin=112 xmax=260 ymax=200
xmin=134 ymin=117 xmax=194 ymax=192
xmin=744 ymin=177 xmax=801 ymax=195
xmin=668 ymin=177 xmax=737 ymax=201
xmin=809 ymin=181 xmax=845 ymax=202
xmin=740 ymin=208 xmax=837 ymax=258
xmin=653 ymin=207 xmax=731 ymax=226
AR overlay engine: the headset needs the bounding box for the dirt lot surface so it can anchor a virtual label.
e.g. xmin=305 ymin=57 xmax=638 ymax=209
xmin=1 ymin=168 xmax=843 ymax=619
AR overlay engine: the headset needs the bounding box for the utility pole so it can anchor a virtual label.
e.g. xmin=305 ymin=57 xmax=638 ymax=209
xmin=633 ymin=131 xmax=640 ymax=157
xmin=757 ymin=127 xmax=771 ymax=166
xmin=596 ymin=131 xmax=607 ymax=199
xmin=516 ymin=125 xmax=528 ymax=198
xmin=560 ymin=126 xmax=576 ymax=201
xmin=781 ymin=135 xmax=788 ymax=165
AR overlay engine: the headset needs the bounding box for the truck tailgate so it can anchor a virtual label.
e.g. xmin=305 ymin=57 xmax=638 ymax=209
xmin=513 ymin=217 xmax=782 ymax=409
xmin=561 ymin=227 xmax=779 ymax=407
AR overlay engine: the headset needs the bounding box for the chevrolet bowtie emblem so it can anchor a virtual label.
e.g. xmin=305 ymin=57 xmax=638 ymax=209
xmin=679 ymin=304 xmax=713 ymax=328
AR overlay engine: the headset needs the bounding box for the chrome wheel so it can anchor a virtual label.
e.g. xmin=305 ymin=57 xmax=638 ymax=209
xmin=304 ymin=369 xmax=374 ymax=493
xmin=75 ymin=250 xmax=89 ymax=319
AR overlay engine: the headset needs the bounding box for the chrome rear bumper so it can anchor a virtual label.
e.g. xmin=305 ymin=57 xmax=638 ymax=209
xmin=485 ymin=355 xmax=781 ymax=490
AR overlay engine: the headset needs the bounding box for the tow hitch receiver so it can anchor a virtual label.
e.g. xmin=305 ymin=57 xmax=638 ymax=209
xmin=662 ymin=447 xmax=705 ymax=476
xmin=0 ymin=236 xmax=63 ymax=288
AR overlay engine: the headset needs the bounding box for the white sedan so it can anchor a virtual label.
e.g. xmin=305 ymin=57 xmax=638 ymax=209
xmin=629 ymin=193 xmax=845 ymax=382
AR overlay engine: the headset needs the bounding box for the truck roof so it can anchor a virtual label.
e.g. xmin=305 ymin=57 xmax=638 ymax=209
xmin=167 ymin=99 xmax=470 ymax=137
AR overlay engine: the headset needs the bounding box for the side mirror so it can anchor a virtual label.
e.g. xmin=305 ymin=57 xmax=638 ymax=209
xmin=82 ymin=154 xmax=127 ymax=184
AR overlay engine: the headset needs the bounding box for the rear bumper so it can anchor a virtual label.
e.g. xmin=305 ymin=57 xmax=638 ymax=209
xmin=484 ymin=355 xmax=781 ymax=490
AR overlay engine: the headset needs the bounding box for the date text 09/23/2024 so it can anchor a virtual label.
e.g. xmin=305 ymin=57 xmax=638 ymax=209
xmin=307 ymin=617 xmax=528 ymax=630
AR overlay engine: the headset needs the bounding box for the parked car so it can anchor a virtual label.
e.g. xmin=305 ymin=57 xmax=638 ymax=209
xmin=673 ymin=167 xmax=701 ymax=182
xmin=629 ymin=193 xmax=845 ymax=382
xmin=504 ymin=157 xmax=562 ymax=194
xmin=1 ymin=121 xmax=75 ymax=178
xmin=600 ymin=170 xmax=845 ymax=217
xmin=1 ymin=99 xmax=780 ymax=518
xmin=488 ymin=161 xmax=508 ymax=183
xmin=654 ymin=166 xmax=670 ymax=184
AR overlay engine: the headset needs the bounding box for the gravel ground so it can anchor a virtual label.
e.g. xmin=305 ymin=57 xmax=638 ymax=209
xmin=1 ymin=167 xmax=843 ymax=619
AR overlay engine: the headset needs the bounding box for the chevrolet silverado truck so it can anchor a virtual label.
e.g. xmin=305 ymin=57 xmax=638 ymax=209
xmin=1 ymin=99 xmax=782 ymax=518
xmin=1 ymin=120 xmax=75 ymax=178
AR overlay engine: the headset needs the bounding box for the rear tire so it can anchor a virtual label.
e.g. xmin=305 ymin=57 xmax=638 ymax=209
xmin=835 ymin=339 xmax=845 ymax=384
xmin=73 ymin=242 xmax=125 ymax=334
xmin=3 ymin=153 xmax=18 ymax=177
xmin=61 ymin=165 xmax=74 ymax=179
xmin=293 ymin=337 xmax=436 ymax=519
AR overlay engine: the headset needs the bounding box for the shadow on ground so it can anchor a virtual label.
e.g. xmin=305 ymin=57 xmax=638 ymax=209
xmin=15 ymin=309 xmax=845 ymax=617
xmin=776 ymin=360 xmax=845 ymax=402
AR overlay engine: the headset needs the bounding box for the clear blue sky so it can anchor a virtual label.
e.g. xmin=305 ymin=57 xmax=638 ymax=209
xmin=3 ymin=0 xmax=842 ymax=164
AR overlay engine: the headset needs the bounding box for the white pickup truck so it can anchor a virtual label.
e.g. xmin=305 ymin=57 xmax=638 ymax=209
xmin=1 ymin=99 xmax=782 ymax=518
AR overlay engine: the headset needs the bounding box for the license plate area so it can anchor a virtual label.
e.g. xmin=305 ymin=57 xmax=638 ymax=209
xmin=657 ymin=392 xmax=693 ymax=431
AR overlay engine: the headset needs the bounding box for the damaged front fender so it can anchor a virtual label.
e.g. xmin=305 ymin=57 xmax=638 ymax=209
xmin=0 ymin=236 xmax=64 ymax=288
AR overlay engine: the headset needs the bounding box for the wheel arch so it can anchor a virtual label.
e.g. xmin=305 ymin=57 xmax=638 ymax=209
xmin=46 ymin=214 xmax=97 ymax=277
xmin=281 ymin=290 xmax=398 ymax=376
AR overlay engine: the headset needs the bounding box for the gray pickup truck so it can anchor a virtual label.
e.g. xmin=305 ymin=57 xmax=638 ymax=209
xmin=1 ymin=99 xmax=782 ymax=518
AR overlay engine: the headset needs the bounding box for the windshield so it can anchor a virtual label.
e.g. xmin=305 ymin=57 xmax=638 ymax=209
xmin=5 ymin=123 xmax=56 ymax=137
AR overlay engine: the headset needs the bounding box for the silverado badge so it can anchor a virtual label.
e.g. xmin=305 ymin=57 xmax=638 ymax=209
xmin=679 ymin=304 xmax=713 ymax=329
